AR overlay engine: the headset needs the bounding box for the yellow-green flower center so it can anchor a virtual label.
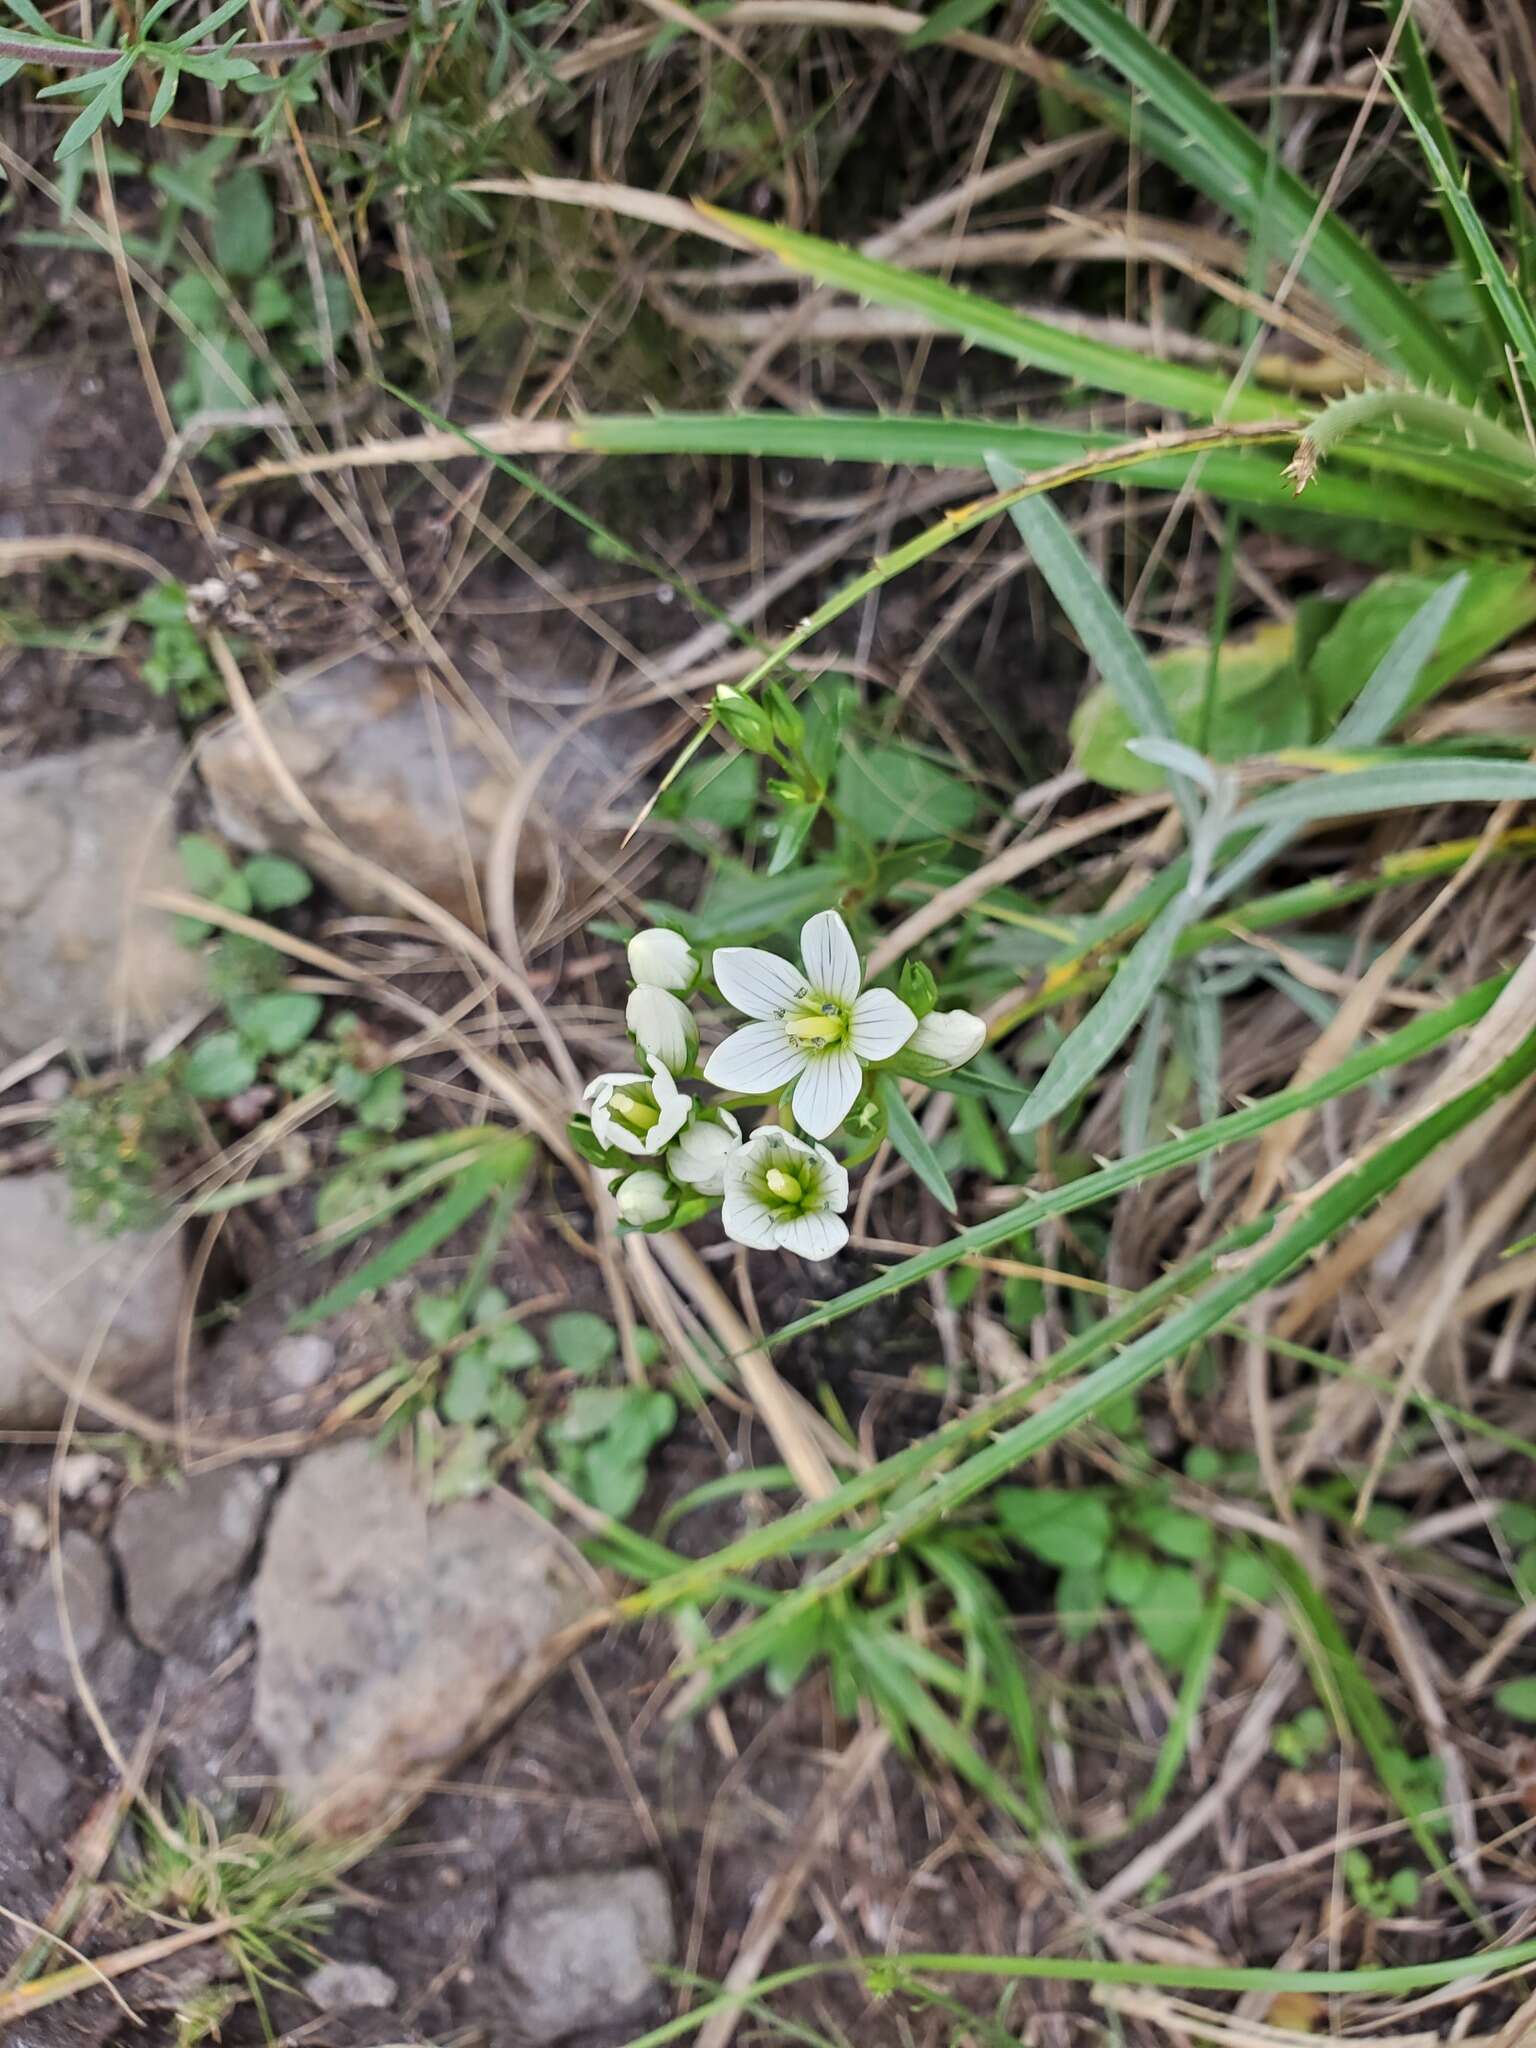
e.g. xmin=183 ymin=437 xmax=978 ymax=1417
xmin=765 ymin=1168 xmax=804 ymax=1203
xmin=784 ymin=999 xmax=849 ymax=1050
xmin=610 ymin=1089 xmax=659 ymax=1132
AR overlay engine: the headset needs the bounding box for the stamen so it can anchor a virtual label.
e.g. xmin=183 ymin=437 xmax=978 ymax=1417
xmin=785 ymin=1013 xmax=844 ymax=1046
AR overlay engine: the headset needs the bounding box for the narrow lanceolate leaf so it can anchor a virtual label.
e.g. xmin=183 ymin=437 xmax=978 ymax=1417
xmin=770 ymin=972 xmax=1506 ymax=1346
xmin=1049 ymin=0 xmax=1482 ymax=402
xmin=1231 ymin=756 xmax=1536 ymax=836
xmin=987 ymin=462 xmax=1199 ymax=832
xmin=1385 ymin=77 xmax=1536 ymax=403
xmin=686 ymin=1019 xmax=1536 ymax=1670
xmin=1012 ymin=896 xmax=1196 ymax=1135
xmin=876 ymin=1073 xmax=957 ymax=1212
xmin=566 ymin=414 xmax=1522 ymax=537
xmin=1332 ymin=572 xmax=1468 ymax=748
xmin=694 ymin=204 xmax=1282 ymax=424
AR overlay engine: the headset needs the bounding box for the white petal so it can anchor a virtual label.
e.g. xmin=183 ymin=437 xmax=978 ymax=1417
xmin=713 ymin=946 xmax=809 ymax=1021
xmin=627 ymin=927 xmax=696 ymax=990
xmin=627 ymin=987 xmax=696 ymax=1074
xmin=704 ymin=1022 xmax=806 ymax=1094
xmin=799 ymin=911 xmax=861 ymax=1003
xmin=910 ymin=1008 xmax=987 ymax=1070
xmin=721 ymin=1190 xmax=781 ymax=1251
xmin=849 ymin=987 xmax=917 ymax=1061
xmin=791 ymin=1048 xmax=862 ymax=1139
xmin=807 ymin=1143 xmax=850 ymax=1212
xmin=602 ymin=1121 xmax=650 ymax=1157
xmin=774 ymin=1209 xmax=849 ymax=1260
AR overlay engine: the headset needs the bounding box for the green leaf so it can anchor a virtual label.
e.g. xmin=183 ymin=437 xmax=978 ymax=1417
xmin=552 ymin=1386 xmax=628 ymax=1443
xmin=356 ymin=1067 xmax=405 ymax=1132
xmin=702 ymin=205 xmax=1276 ymax=424
xmin=211 ymin=165 xmax=274 ymax=277
xmin=581 ymin=1439 xmax=649 ymax=1518
xmin=441 ymin=1351 xmax=495 ymax=1424
xmin=1054 ymin=1562 xmax=1104 ymax=1641
xmin=489 ymin=1380 xmax=529 ymax=1430
xmin=183 ymin=1030 xmax=259 ymax=1099
xmin=1499 ymin=1502 xmax=1536 ymax=1545
xmin=414 ymin=1293 xmax=462 ymax=1346
xmin=249 ymin=274 xmax=295 ymax=332
xmin=229 ymin=992 xmax=321 ymax=1057
xmin=876 ymin=1073 xmax=956 ymax=1213
xmin=1072 ymin=621 xmax=1309 ymax=793
xmin=994 ymin=1487 xmax=1112 ymax=1568
xmin=178 ymin=831 xmax=237 ymax=896
xmin=834 ymin=742 xmax=977 ymax=845
xmin=906 ymin=0 xmax=996 ymax=43
xmin=547 ymin=1311 xmax=618 ymax=1376
xmin=1012 ymin=895 xmax=1197 ymax=1135
xmin=659 ymin=751 xmax=759 ymax=832
xmin=481 ymin=1323 xmax=542 ymax=1372
xmin=243 ymin=853 xmax=313 ymax=910
xmin=1050 ymin=0 xmax=1481 ymax=400
xmin=1129 ymin=1563 xmax=1206 ymax=1664
xmin=54 ymin=60 xmax=131 ymax=159
xmin=1219 ymin=1550 xmax=1275 ymax=1605
xmin=1137 ymin=1505 xmax=1214 ymax=1563
xmin=1309 ymin=564 xmax=1536 ymax=729
xmin=1104 ymin=1544 xmax=1153 ymax=1605
xmin=1495 ymin=1678 xmax=1536 ymax=1723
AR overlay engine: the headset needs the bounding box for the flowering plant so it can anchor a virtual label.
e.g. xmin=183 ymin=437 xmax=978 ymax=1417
xmin=569 ymin=908 xmax=985 ymax=1262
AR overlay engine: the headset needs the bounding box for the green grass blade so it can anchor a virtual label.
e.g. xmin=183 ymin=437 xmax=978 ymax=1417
xmin=1332 ymin=573 xmax=1469 ymax=747
xmin=1267 ymin=1546 xmax=1481 ymax=1923
xmin=1050 ymin=0 xmax=1482 ymax=401
xmin=291 ymin=1138 xmax=532 ymax=1328
xmin=696 ymin=204 xmax=1279 ymax=423
xmin=1125 ymin=1592 xmax=1228 ymax=1829
xmin=1012 ymin=896 xmax=1196 ymax=1136
xmin=876 ymin=1073 xmax=957 ymax=1213
xmin=684 ymin=1020 xmax=1536 ymax=1680
xmin=611 ymin=1937 xmax=1536 ymax=2045
xmin=771 ymin=971 xmax=1505 ymax=1347
xmin=564 ymin=414 xmax=1525 ymax=537
xmin=1385 ymin=74 xmax=1536 ymax=403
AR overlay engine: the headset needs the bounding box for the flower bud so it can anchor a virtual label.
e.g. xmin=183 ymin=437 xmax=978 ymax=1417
xmin=668 ymin=1109 xmax=742 ymax=1195
xmin=909 ymin=1007 xmax=986 ymax=1072
xmin=762 ymin=681 xmax=806 ymax=751
xmin=898 ymin=958 xmax=938 ymax=1020
xmin=626 ymin=986 xmax=698 ymax=1074
xmin=627 ymin=926 xmax=697 ymax=991
xmin=614 ymin=1169 xmax=674 ymax=1228
xmin=713 ymin=684 xmax=776 ymax=753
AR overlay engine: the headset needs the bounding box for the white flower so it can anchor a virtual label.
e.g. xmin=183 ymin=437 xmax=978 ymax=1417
xmin=722 ymin=1129 xmax=849 ymax=1260
xmin=908 ymin=1007 xmax=986 ymax=1072
xmin=668 ymin=1109 xmax=742 ymax=1195
xmin=626 ymin=985 xmax=697 ymax=1074
xmin=704 ymin=910 xmax=916 ymax=1140
xmin=585 ymin=1061 xmax=691 ymax=1158
xmin=613 ymin=1169 xmax=674 ymax=1228
xmin=628 ymin=926 xmax=697 ymax=991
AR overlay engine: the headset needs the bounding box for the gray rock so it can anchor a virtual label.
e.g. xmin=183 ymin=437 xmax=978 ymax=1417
xmin=113 ymin=1465 xmax=273 ymax=1655
xmin=497 ymin=1868 xmax=674 ymax=2043
xmin=303 ymin=1961 xmax=398 ymax=2011
xmin=269 ymin=1333 xmax=335 ymax=1391
xmin=252 ymin=1442 xmax=592 ymax=1832
xmin=0 ymin=733 xmax=207 ymax=1058
xmin=0 ymin=1172 xmax=182 ymax=1427
xmin=0 ymin=365 xmax=67 ymax=492
xmin=10 ymin=1530 xmax=112 ymax=1682
xmin=197 ymin=654 xmax=634 ymax=921
xmin=12 ymin=1736 xmax=73 ymax=1840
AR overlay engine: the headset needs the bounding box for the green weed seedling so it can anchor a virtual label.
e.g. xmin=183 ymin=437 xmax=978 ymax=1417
xmin=131 ymin=582 xmax=225 ymax=719
xmin=53 ymin=1066 xmax=196 ymax=1236
xmin=1344 ymin=1847 xmax=1421 ymax=1921
xmin=390 ymin=1288 xmax=676 ymax=1517
xmin=993 ymin=1479 xmax=1264 ymax=1667
xmin=1271 ymin=1706 xmax=1332 ymax=1771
